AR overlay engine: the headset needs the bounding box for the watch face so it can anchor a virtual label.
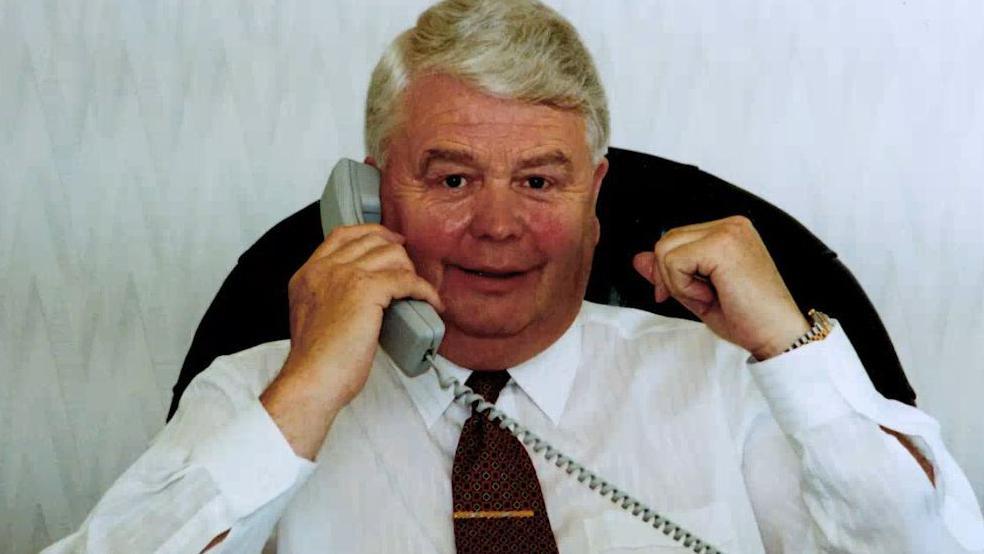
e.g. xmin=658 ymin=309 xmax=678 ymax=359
xmin=809 ymin=310 xmax=833 ymax=338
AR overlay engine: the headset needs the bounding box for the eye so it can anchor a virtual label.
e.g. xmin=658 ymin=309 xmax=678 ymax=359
xmin=526 ymin=176 xmax=548 ymax=190
xmin=443 ymin=174 xmax=466 ymax=189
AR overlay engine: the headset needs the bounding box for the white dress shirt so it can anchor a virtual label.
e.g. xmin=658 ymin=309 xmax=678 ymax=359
xmin=45 ymin=301 xmax=984 ymax=553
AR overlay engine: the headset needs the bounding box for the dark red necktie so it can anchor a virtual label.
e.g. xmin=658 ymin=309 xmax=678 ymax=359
xmin=451 ymin=370 xmax=559 ymax=553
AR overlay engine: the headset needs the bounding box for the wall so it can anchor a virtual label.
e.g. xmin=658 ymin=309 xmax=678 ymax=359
xmin=2 ymin=1 xmax=981 ymax=551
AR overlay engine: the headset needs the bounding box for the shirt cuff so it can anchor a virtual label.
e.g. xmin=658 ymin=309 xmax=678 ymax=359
xmin=188 ymin=399 xmax=317 ymax=520
xmin=747 ymin=320 xmax=872 ymax=437
xmin=747 ymin=320 xmax=984 ymax=550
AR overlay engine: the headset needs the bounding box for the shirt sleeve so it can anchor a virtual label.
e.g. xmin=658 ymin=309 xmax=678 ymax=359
xmin=41 ymin=344 xmax=317 ymax=554
xmin=739 ymin=320 xmax=984 ymax=553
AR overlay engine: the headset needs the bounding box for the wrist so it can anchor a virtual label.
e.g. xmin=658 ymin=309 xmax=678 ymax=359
xmin=278 ymin=350 xmax=363 ymax=412
xmin=260 ymin=365 xmax=346 ymax=461
xmin=262 ymin=367 xmax=347 ymax=419
xmin=752 ymin=309 xmax=833 ymax=361
xmin=751 ymin=314 xmax=812 ymax=361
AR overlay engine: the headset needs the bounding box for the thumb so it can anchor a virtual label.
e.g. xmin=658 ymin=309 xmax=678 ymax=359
xmin=632 ymin=252 xmax=655 ymax=283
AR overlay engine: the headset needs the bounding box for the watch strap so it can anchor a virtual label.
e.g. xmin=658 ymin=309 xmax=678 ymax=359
xmin=783 ymin=309 xmax=833 ymax=354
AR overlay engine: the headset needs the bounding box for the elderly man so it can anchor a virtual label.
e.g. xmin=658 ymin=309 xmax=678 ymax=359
xmin=47 ymin=0 xmax=983 ymax=552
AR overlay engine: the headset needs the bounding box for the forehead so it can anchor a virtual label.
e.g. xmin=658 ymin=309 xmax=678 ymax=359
xmin=399 ymin=73 xmax=590 ymax=163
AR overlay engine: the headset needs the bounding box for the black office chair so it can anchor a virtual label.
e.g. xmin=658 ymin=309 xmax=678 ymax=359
xmin=167 ymin=147 xmax=916 ymax=420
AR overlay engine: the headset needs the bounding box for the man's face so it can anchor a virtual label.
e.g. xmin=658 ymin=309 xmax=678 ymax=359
xmin=378 ymin=74 xmax=608 ymax=368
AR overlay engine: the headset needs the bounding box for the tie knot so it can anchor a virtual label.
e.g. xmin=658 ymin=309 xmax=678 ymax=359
xmin=464 ymin=370 xmax=511 ymax=404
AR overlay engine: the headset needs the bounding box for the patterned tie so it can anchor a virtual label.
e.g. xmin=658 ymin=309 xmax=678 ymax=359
xmin=451 ymin=370 xmax=560 ymax=554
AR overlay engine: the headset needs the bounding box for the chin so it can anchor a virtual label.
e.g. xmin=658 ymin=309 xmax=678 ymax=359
xmin=443 ymin=299 xmax=536 ymax=338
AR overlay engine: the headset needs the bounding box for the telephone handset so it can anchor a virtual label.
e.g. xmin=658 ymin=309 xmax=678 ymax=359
xmin=320 ymin=158 xmax=724 ymax=554
xmin=320 ymin=158 xmax=445 ymax=377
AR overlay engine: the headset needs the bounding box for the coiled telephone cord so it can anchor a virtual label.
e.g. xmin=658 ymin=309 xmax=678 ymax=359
xmin=429 ymin=355 xmax=725 ymax=554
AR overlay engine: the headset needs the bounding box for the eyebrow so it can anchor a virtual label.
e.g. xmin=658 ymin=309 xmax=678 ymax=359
xmin=418 ymin=148 xmax=573 ymax=175
xmin=419 ymin=148 xmax=478 ymax=176
xmin=516 ymin=150 xmax=573 ymax=174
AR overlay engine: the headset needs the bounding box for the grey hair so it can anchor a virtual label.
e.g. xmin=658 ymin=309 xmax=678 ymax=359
xmin=364 ymin=0 xmax=610 ymax=167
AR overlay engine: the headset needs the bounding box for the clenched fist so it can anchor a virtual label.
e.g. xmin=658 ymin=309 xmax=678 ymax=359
xmin=632 ymin=215 xmax=810 ymax=361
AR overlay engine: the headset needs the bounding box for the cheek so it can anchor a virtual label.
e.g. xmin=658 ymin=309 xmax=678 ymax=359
xmin=402 ymin=205 xmax=471 ymax=267
xmin=527 ymin=210 xmax=592 ymax=258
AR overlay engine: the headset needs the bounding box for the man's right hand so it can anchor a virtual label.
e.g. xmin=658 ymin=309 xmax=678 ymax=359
xmin=260 ymin=224 xmax=443 ymax=460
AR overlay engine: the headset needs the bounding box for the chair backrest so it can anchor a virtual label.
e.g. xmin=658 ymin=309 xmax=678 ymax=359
xmin=167 ymin=147 xmax=916 ymax=420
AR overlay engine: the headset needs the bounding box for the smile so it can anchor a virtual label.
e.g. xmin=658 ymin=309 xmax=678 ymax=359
xmin=447 ymin=264 xmax=539 ymax=293
xmin=460 ymin=268 xmax=525 ymax=279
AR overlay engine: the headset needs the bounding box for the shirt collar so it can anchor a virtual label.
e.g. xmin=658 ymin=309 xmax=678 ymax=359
xmin=392 ymin=304 xmax=584 ymax=429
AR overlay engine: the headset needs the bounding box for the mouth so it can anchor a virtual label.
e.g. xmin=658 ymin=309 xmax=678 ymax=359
xmin=457 ymin=267 xmax=527 ymax=279
xmin=445 ymin=260 xmax=543 ymax=294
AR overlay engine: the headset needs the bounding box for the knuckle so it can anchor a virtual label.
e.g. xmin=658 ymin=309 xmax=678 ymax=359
xmin=324 ymin=225 xmax=352 ymax=243
xmin=397 ymin=256 xmax=415 ymax=271
xmin=289 ymin=266 xmax=315 ymax=292
xmin=725 ymin=215 xmax=753 ymax=233
xmin=716 ymin=219 xmax=748 ymax=244
xmin=662 ymin=247 xmax=681 ymax=266
xmin=652 ymin=240 xmax=671 ymax=260
xmin=287 ymin=269 xmax=302 ymax=291
xmin=383 ymin=242 xmax=408 ymax=258
xmin=395 ymin=268 xmax=418 ymax=282
xmin=327 ymin=223 xmax=374 ymax=244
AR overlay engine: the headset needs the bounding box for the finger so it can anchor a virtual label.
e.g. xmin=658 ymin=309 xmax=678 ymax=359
xmin=661 ymin=242 xmax=718 ymax=312
xmin=636 ymin=223 xmax=718 ymax=284
xmin=632 ymin=251 xmax=670 ymax=303
xmin=311 ymin=224 xmax=405 ymax=261
xmin=375 ymin=269 xmax=445 ymax=312
xmin=352 ymin=242 xmax=416 ymax=273
xmin=329 ymin=233 xmax=402 ymax=266
xmin=632 ymin=251 xmax=655 ymax=283
xmin=659 ymin=215 xmax=748 ymax=237
xmin=652 ymin=226 xmax=715 ymax=302
xmin=653 ymin=226 xmax=713 ymax=260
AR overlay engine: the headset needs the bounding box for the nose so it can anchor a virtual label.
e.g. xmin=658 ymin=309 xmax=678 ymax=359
xmin=469 ymin=183 xmax=524 ymax=241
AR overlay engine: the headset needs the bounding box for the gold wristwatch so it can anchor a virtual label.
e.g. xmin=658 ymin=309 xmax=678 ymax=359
xmin=783 ymin=309 xmax=833 ymax=353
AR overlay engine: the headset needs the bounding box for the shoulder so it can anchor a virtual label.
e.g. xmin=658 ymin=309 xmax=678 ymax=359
xmin=578 ymin=300 xmax=710 ymax=346
xmin=576 ymin=301 xmax=749 ymax=376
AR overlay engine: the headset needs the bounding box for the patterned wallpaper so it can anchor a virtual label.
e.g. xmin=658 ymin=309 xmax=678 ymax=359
xmin=2 ymin=1 xmax=982 ymax=552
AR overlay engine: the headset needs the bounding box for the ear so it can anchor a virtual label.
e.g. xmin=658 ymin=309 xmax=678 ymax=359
xmin=365 ymin=155 xmax=396 ymax=228
xmin=588 ymin=156 xmax=609 ymax=246
xmin=364 ymin=154 xmax=385 ymax=197
xmin=590 ymin=156 xmax=609 ymax=205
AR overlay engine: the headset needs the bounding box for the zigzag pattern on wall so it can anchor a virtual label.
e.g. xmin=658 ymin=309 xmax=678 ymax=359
xmin=0 ymin=2 xmax=434 ymax=550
